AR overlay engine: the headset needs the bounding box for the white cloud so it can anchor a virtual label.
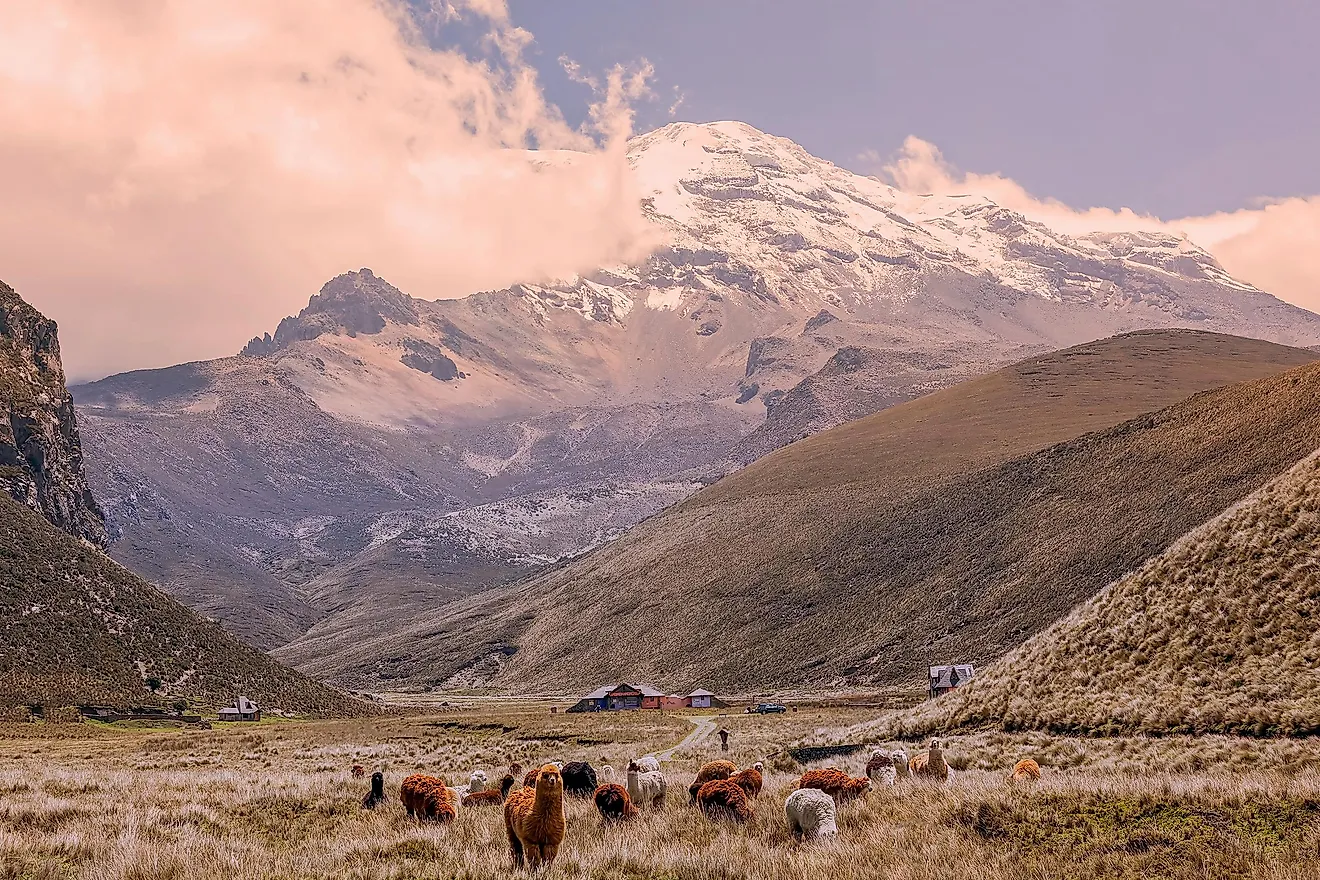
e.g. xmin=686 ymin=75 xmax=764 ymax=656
xmin=877 ymin=137 xmax=1320 ymax=314
xmin=0 ymin=0 xmax=662 ymax=378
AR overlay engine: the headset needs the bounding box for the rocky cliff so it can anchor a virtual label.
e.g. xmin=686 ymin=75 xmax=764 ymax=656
xmin=0 ymin=279 xmax=107 ymax=546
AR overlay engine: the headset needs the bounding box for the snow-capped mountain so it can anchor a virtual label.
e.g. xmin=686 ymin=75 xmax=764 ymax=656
xmin=71 ymin=120 xmax=1320 ymax=657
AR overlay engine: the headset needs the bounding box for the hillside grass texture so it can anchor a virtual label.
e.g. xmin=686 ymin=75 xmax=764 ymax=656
xmin=0 ymin=493 xmax=366 ymax=715
xmin=861 ymin=446 xmax=1320 ymax=739
xmin=363 ymin=332 xmax=1320 ymax=695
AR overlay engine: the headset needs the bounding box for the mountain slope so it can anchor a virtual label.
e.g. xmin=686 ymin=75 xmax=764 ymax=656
xmin=0 ymin=280 xmax=363 ymax=713
xmin=275 ymin=330 xmax=1320 ymax=690
xmin=75 ymin=121 xmax=1320 ymax=653
xmin=0 ymin=493 xmax=364 ymax=713
xmin=871 ymin=447 xmax=1320 ymax=738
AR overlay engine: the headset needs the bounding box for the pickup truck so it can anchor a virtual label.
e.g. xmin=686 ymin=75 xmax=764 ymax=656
xmin=746 ymin=702 xmax=787 ymax=714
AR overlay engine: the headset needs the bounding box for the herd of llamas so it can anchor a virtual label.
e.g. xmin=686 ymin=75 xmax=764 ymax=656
xmin=358 ymin=735 xmax=1043 ymax=869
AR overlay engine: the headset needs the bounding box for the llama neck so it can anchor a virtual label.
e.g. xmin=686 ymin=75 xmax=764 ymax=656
xmin=533 ymin=784 xmax=564 ymax=819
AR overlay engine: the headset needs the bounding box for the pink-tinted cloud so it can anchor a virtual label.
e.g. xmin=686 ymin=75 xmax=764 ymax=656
xmin=878 ymin=137 xmax=1320 ymax=314
xmin=0 ymin=0 xmax=661 ymax=378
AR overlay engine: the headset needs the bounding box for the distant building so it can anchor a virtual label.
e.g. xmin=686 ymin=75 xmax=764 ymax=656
xmin=567 ymin=683 xmax=725 ymax=712
xmin=928 ymin=665 xmax=975 ymax=698
xmin=218 ymin=696 xmax=262 ymax=722
xmin=686 ymin=689 xmax=717 ymax=709
xmin=567 ymin=683 xmax=666 ymax=712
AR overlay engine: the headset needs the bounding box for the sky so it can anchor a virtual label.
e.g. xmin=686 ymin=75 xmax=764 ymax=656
xmin=510 ymin=0 xmax=1320 ymax=219
xmin=0 ymin=0 xmax=1316 ymax=379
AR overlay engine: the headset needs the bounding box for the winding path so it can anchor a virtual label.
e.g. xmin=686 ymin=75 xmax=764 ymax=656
xmin=657 ymin=715 xmax=718 ymax=762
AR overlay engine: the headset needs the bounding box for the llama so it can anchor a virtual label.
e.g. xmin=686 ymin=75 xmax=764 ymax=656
xmin=892 ymin=748 xmax=911 ymax=780
xmin=1010 ymin=758 xmax=1041 ymax=783
xmin=468 ymin=769 xmax=490 ymax=794
xmin=463 ymin=774 xmax=516 ymax=807
xmin=910 ymin=738 xmax=954 ymax=782
xmin=730 ymin=766 xmax=763 ymax=798
xmin=504 ymin=764 xmax=567 ymax=870
xmin=361 ymin=771 xmax=386 ymax=809
xmin=633 ymin=755 xmax=661 ymax=773
xmin=593 ymin=783 xmax=638 ymax=822
xmin=626 ymin=760 xmax=667 ymax=810
xmin=696 ymin=778 xmax=752 ymax=823
xmin=351 ymin=764 xmax=366 ymax=779
xmin=785 ymin=788 xmax=838 ymax=840
xmin=688 ymin=759 xmax=737 ymax=802
xmin=866 ymin=749 xmax=897 ymax=786
xmin=797 ymin=768 xmax=871 ymax=803
xmin=561 ymin=762 xmax=598 ymax=798
xmin=401 ymin=774 xmax=455 ymax=823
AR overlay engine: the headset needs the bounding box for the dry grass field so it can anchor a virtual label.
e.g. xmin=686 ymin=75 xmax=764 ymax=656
xmin=5 ymin=706 xmax=1320 ymax=879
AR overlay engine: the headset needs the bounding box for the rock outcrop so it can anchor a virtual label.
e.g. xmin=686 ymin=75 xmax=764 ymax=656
xmin=0 ymin=280 xmax=106 ymax=546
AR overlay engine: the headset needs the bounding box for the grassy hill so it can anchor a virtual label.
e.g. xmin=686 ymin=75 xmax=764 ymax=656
xmin=0 ymin=491 xmax=367 ymax=714
xmin=279 ymin=330 xmax=1320 ymax=692
xmin=867 ymin=447 xmax=1320 ymax=738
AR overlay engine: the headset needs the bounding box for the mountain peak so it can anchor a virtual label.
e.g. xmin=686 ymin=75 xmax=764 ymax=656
xmin=242 ymin=269 xmax=420 ymax=357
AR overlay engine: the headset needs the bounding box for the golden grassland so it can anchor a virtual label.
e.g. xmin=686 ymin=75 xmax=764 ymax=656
xmin=6 ymin=706 xmax=1320 ymax=879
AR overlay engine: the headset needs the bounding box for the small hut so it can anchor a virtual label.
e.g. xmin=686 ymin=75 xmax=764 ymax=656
xmin=928 ymin=665 xmax=975 ymax=698
xmin=218 ymin=696 xmax=262 ymax=722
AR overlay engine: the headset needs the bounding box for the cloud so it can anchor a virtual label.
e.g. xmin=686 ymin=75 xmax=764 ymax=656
xmin=877 ymin=137 xmax=1320 ymax=315
xmin=0 ymin=0 xmax=662 ymax=378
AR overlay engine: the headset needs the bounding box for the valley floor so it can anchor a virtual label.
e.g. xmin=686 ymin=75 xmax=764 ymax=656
xmin=4 ymin=708 xmax=1320 ymax=879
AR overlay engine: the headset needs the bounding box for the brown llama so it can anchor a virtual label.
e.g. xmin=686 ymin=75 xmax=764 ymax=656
xmin=797 ymin=767 xmax=871 ymax=802
xmin=696 ymin=778 xmax=752 ymax=823
xmin=1010 ymin=758 xmax=1041 ymax=783
xmin=688 ymin=759 xmax=737 ymax=802
xmin=593 ymin=783 xmax=638 ymax=822
xmin=464 ymin=774 xmax=516 ymax=807
xmin=504 ymin=764 xmax=567 ymax=870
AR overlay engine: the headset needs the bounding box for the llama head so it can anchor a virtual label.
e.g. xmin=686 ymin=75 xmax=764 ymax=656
xmin=535 ymin=764 xmax=564 ymax=797
xmin=627 ymin=760 xmax=639 ymax=773
xmin=847 ymin=776 xmax=872 ymax=796
xmin=890 ymin=748 xmax=908 ymax=766
xmin=752 ymin=761 xmax=763 ymax=773
xmin=929 ymin=737 xmax=943 ymax=753
xmin=469 ymin=769 xmax=489 ymax=789
xmin=601 ymin=765 xmax=616 ymax=783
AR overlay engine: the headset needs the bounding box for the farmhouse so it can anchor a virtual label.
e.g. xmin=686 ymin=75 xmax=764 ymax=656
xmin=567 ymin=683 xmax=726 ymax=712
xmin=568 ymin=683 xmax=664 ymax=712
xmin=929 ymin=664 xmax=975 ymax=698
xmin=217 ymin=696 xmax=261 ymax=722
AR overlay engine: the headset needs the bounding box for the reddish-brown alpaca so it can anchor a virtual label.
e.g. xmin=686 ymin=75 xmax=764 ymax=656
xmin=593 ymin=783 xmax=638 ymax=822
xmin=504 ymin=764 xmax=567 ymax=869
xmin=464 ymin=774 xmax=516 ymax=807
xmin=696 ymin=778 xmax=752 ymax=823
xmin=729 ymin=767 xmax=763 ymax=798
xmin=688 ymin=759 xmax=737 ymax=802
xmin=1010 ymin=758 xmax=1041 ymax=783
xmin=797 ymin=767 xmax=871 ymax=802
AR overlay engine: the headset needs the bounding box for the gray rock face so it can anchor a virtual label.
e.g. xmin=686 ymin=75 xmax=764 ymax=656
xmin=243 ymin=268 xmax=419 ymax=356
xmin=0 ymin=280 xmax=107 ymax=547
